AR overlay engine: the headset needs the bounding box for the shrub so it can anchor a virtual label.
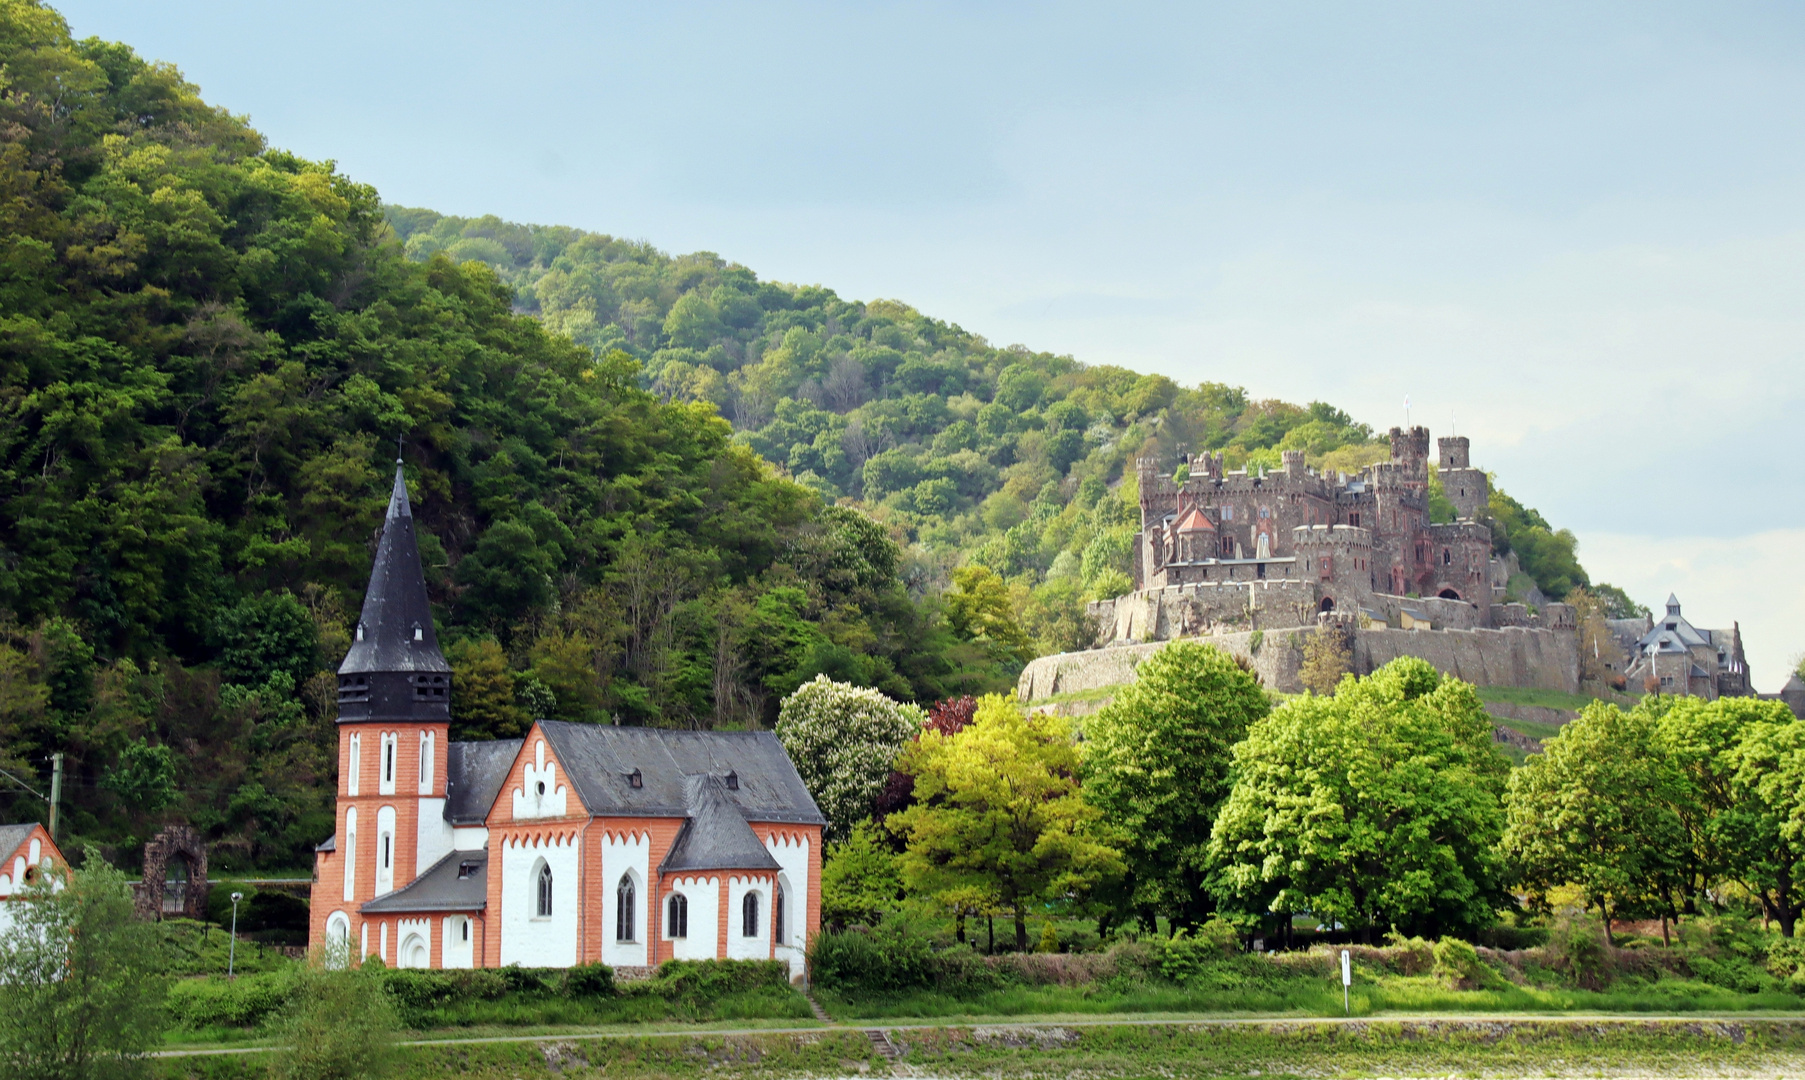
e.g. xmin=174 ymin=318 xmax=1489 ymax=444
xmin=165 ymin=969 xmax=300 ymax=1030
xmin=1154 ymin=922 xmax=1239 ymax=984
xmin=497 ymin=965 xmax=559 ymax=994
xmin=562 ymin=961 xmax=616 ymax=997
xmin=808 ymin=924 xmax=933 ymax=995
xmin=1542 ymin=914 xmax=1609 ymax=989
xmin=1431 ymin=936 xmax=1489 ymax=989
xmin=639 ymin=959 xmax=791 ymax=1005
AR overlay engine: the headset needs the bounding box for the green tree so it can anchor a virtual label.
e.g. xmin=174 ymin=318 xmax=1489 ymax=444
xmin=0 ymin=851 xmax=168 ymax=1080
xmin=820 ymin=820 xmax=904 ymax=926
xmin=776 ymin=676 xmax=925 ymax=841
xmin=100 ymin=738 xmax=178 ymax=814
xmin=212 ymin=592 xmax=321 ymax=689
xmin=1210 ymin=658 xmax=1510 ymax=941
xmin=944 ymin=565 xmax=1033 ymax=664
xmin=1084 ymin=642 xmax=1267 ymax=931
xmin=1297 ymin=623 xmax=1353 ymax=696
xmin=1503 ymin=702 xmax=1689 ymax=944
xmin=890 ymin=694 xmax=1122 ymax=950
xmin=270 ymin=942 xmax=399 ymax=1080
xmin=445 ymin=637 xmax=527 ymax=740
xmin=1714 ymin=700 xmax=1805 ymax=936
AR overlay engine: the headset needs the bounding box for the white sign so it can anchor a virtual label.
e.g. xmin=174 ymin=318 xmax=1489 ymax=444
xmin=1340 ymin=949 xmax=1351 ymax=986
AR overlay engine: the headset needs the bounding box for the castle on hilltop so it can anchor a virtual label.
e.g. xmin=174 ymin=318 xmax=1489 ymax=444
xmin=1097 ymin=426 xmax=1554 ymax=644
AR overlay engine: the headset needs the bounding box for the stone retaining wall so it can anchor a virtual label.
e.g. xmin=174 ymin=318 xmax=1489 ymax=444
xmin=1020 ymin=623 xmax=1578 ymax=700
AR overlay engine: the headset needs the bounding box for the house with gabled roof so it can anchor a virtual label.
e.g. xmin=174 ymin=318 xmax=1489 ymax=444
xmin=308 ymin=464 xmax=824 ymax=975
xmin=0 ymin=822 xmax=67 ymax=932
xmin=1624 ymin=594 xmax=1752 ymax=700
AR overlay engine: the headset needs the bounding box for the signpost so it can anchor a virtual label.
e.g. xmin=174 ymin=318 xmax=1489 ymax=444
xmin=1340 ymin=949 xmax=1351 ymax=1014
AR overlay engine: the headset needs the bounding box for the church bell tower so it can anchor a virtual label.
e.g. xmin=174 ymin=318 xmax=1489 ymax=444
xmin=332 ymin=461 xmax=452 ymax=923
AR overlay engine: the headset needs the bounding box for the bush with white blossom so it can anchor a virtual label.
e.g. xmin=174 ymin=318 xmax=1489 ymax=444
xmin=776 ymin=675 xmax=926 ymax=841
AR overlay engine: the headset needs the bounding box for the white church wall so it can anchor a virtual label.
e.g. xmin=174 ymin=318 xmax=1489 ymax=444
xmin=725 ymin=876 xmax=770 ymax=961
xmin=511 ymin=739 xmax=568 ymax=820
xmin=499 ymin=833 xmax=579 ymax=968
xmin=599 ymin=831 xmax=650 ymax=968
xmin=765 ymin=832 xmax=811 ymax=979
xmin=452 ymin=826 xmax=488 ymax=850
xmin=441 ymin=914 xmax=474 ymax=969
xmin=415 ymin=797 xmax=453 ymax=875
xmin=397 ymin=918 xmax=431 ymax=968
xmin=666 ymin=876 xmax=719 ymax=961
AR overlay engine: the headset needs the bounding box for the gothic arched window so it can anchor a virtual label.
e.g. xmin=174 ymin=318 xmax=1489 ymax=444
xmin=774 ymin=883 xmax=786 ymax=946
xmin=616 ymin=875 xmax=636 ymax=941
xmin=742 ymin=891 xmax=760 ymax=937
xmin=667 ymin=893 xmax=688 ymax=939
xmin=536 ymin=863 xmax=553 ymax=918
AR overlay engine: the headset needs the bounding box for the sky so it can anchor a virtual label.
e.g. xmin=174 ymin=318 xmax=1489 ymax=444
xmin=56 ymin=0 xmax=1805 ymax=689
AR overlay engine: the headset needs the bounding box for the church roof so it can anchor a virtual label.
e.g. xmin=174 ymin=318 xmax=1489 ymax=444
xmin=361 ymin=851 xmax=487 ymax=914
xmin=445 ymin=740 xmax=524 ymax=825
xmin=659 ymin=775 xmax=783 ymax=873
xmin=536 ymin=722 xmax=825 ymax=827
xmin=339 ymin=463 xmax=449 ymax=677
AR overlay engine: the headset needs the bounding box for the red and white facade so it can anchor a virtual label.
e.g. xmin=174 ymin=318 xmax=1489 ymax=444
xmin=308 ymin=466 xmax=823 ymax=974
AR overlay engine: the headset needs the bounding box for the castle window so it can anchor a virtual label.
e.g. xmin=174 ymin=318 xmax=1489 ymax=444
xmin=742 ymin=891 xmax=760 ymax=937
xmin=1443 ymin=549 xmax=1452 ymax=565
xmin=616 ymin=875 xmax=636 ymax=941
xmin=536 ymin=863 xmax=553 ymax=918
xmin=667 ymin=893 xmax=689 ymax=939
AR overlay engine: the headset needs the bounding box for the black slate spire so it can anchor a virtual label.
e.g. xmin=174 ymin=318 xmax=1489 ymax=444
xmin=336 ymin=461 xmax=451 ymax=723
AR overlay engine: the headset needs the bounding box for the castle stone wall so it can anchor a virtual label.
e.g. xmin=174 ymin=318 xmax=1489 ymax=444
xmin=1020 ymin=622 xmax=1578 ymax=700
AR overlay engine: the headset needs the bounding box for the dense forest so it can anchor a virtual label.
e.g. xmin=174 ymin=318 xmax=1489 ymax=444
xmin=0 ymin=0 xmax=1608 ymax=872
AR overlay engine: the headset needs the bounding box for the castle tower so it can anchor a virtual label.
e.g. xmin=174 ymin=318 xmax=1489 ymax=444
xmin=1436 ymin=436 xmax=1489 ymax=522
xmin=1292 ymin=523 xmax=1376 ymax=616
xmin=1281 ymin=449 xmax=1306 ymax=478
xmin=327 ymin=462 xmax=453 ymax=950
xmin=1388 ymin=426 xmax=1430 ymax=491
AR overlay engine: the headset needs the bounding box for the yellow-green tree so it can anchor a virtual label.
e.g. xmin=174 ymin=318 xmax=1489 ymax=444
xmin=944 ymin=566 xmax=1034 ymax=664
xmin=889 ymin=695 xmax=1121 ymax=950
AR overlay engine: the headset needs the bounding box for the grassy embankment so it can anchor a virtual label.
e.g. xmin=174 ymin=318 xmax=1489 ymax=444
xmin=150 ymin=1020 xmax=1805 ymax=1080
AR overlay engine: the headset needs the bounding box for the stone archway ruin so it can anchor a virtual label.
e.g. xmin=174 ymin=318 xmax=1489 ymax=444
xmin=135 ymin=825 xmax=210 ymax=921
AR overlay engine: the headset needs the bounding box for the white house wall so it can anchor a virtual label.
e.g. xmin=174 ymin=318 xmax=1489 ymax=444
xmin=666 ymin=875 xmax=719 ymax=961
xmin=765 ymin=831 xmax=811 ymax=979
xmin=452 ymin=825 xmax=488 ymax=851
xmin=725 ymin=875 xmax=770 ymax=960
xmin=415 ymin=797 xmax=453 ymax=875
xmin=499 ymin=833 xmax=579 ymax=968
xmin=599 ymin=830 xmax=650 ymax=967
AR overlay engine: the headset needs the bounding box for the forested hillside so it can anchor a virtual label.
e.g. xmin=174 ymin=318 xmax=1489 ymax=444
xmin=0 ymin=0 xmax=1605 ymax=872
xmin=391 ymin=209 xmax=1610 ymax=635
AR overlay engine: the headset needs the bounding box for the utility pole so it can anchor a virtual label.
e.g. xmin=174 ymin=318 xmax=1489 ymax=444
xmin=47 ymin=753 xmax=62 ymax=840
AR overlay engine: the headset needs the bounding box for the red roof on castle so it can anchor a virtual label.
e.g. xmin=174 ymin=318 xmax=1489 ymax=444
xmin=1174 ymin=507 xmax=1215 ymax=532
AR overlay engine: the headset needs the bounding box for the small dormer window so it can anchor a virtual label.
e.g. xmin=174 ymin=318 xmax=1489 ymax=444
xmin=725 ymin=770 xmax=739 ymax=791
xmin=355 ymin=623 xmax=365 ymax=641
xmin=628 ymin=769 xmax=642 ymax=789
xmin=457 ymin=860 xmax=479 ymax=879
xmin=412 ymin=623 xmax=424 ymax=642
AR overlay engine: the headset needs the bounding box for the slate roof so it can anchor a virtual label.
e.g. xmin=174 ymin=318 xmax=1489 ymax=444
xmin=659 ymin=775 xmax=783 ymax=873
xmin=362 ymin=851 xmax=487 ymax=913
xmin=316 ymin=834 xmax=336 ymax=852
xmin=0 ymin=823 xmax=40 ymax=860
xmin=537 ymin=722 xmax=826 ymax=826
xmin=445 ymin=740 xmax=523 ymax=825
xmin=339 ymin=464 xmax=449 ymax=677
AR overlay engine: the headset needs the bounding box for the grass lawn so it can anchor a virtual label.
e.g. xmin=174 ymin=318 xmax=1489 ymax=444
xmin=1478 ymin=684 xmax=1635 ymax=712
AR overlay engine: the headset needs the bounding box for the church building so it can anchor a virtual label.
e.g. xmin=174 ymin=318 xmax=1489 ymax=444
xmin=308 ymin=465 xmax=824 ymax=975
